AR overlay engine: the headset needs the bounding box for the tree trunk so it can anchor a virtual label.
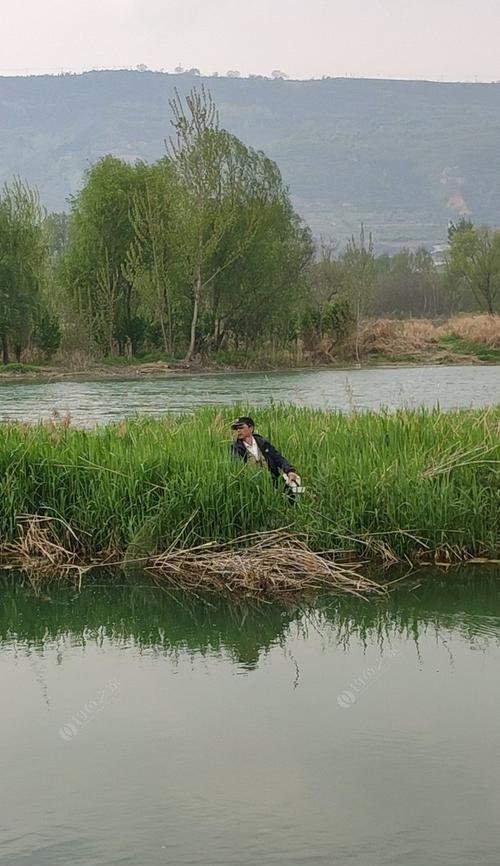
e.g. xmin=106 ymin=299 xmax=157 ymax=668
xmin=1 ymin=334 xmax=9 ymax=365
xmin=152 ymin=243 xmax=171 ymax=354
xmin=125 ymin=284 xmax=133 ymax=348
xmin=354 ymin=297 xmax=361 ymax=364
xmin=159 ymin=278 xmax=173 ymax=354
xmin=185 ymin=266 xmax=202 ymax=362
xmin=159 ymin=311 xmax=169 ymax=355
xmin=486 ymin=287 xmax=494 ymax=315
xmin=15 ymin=344 xmax=22 ymax=363
xmin=215 ymin=320 xmax=226 ymax=350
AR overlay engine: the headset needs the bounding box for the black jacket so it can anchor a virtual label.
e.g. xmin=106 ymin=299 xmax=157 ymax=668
xmin=231 ymin=433 xmax=295 ymax=479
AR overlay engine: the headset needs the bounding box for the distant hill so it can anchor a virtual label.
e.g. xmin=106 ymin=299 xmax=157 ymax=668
xmin=1 ymin=70 xmax=500 ymax=250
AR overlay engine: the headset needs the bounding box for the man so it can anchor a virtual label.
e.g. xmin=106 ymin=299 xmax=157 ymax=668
xmin=230 ymin=416 xmax=300 ymax=495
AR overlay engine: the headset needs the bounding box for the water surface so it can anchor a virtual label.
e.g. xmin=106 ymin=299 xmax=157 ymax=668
xmin=1 ymin=571 xmax=500 ymax=865
xmin=0 ymin=364 xmax=499 ymax=425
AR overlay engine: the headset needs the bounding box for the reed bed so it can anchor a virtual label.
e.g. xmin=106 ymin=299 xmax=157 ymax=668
xmin=0 ymin=405 xmax=499 ymax=590
xmin=441 ymin=314 xmax=500 ymax=348
xmin=354 ymin=315 xmax=500 ymax=357
xmin=357 ymin=318 xmax=439 ymax=355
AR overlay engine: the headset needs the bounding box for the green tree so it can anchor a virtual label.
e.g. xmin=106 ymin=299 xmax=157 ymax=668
xmin=0 ymin=178 xmax=47 ymax=363
xmin=62 ymin=156 xmax=148 ymax=355
xmin=448 ymin=218 xmax=474 ymax=242
xmin=126 ymin=160 xmax=184 ymax=356
xmin=167 ymin=87 xmax=268 ymax=361
xmin=300 ymin=298 xmax=353 ymax=358
xmin=32 ymin=308 xmax=61 ymax=359
xmin=446 ymin=224 xmax=500 ymax=315
xmin=202 ymin=149 xmax=313 ymax=351
xmin=342 ymin=225 xmax=375 ymax=362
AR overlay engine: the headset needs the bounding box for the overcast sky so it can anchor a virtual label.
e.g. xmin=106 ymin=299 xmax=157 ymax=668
xmin=3 ymin=0 xmax=500 ymax=81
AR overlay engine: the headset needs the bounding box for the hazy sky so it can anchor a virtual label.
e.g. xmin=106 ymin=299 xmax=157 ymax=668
xmin=3 ymin=0 xmax=500 ymax=81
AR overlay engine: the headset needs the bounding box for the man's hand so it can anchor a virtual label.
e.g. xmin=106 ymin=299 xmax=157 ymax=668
xmin=287 ymin=472 xmax=299 ymax=482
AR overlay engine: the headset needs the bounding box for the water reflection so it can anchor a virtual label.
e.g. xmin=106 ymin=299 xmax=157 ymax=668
xmin=2 ymin=568 xmax=499 ymax=664
xmin=2 ymin=570 xmax=500 ymax=866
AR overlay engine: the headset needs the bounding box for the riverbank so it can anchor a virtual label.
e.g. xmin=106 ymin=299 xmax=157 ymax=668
xmin=1 ymin=405 xmax=498 ymax=592
xmin=1 ymin=315 xmax=499 ymax=382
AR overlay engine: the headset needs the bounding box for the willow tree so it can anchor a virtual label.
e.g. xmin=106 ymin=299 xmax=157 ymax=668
xmin=126 ymin=160 xmax=183 ymax=356
xmin=209 ymin=157 xmax=313 ymax=350
xmin=0 ymin=178 xmax=46 ymax=363
xmin=167 ymin=87 xmax=264 ymax=361
xmin=62 ymin=157 xmax=148 ymax=355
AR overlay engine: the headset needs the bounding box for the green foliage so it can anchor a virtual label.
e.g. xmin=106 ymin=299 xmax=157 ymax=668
xmin=445 ymin=223 xmax=500 ymax=314
xmin=0 ymin=362 xmax=41 ymax=373
xmin=448 ymin=218 xmax=474 ymax=242
xmin=0 ymin=406 xmax=498 ymax=559
xmin=62 ymin=156 xmax=151 ymax=355
xmin=125 ymin=158 xmax=184 ymax=355
xmin=300 ymin=298 xmax=354 ymax=353
xmin=307 ymin=240 xmax=344 ymax=304
xmin=0 ymin=178 xmax=47 ymax=363
xmin=59 ymin=88 xmax=312 ymax=360
xmin=165 ymin=88 xmax=314 ymax=359
xmin=32 ymin=308 xmax=61 ymax=359
xmin=44 ymin=211 xmax=70 ymax=262
xmin=208 ymin=172 xmax=313 ymax=351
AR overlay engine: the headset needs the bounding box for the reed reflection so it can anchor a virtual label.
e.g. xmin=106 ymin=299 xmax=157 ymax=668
xmin=1 ymin=568 xmax=499 ymax=667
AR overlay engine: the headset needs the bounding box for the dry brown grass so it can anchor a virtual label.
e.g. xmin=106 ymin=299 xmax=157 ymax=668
xmin=0 ymin=518 xmax=384 ymax=598
xmin=350 ymin=314 xmax=500 ymax=357
xmin=148 ymin=531 xmax=384 ymax=598
xmin=356 ymin=318 xmax=439 ymax=355
xmin=440 ymin=314 xmax=500 ymax=348
xmin=3 ymin=514 xmax=80 ymax=565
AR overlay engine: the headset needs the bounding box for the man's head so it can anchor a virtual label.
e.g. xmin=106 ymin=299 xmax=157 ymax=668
xmin=230 ymin=416 xmax=255 ymax=440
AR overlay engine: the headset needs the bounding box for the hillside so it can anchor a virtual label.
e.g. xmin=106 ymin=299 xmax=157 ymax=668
xmin=1 ymin=71 xmax=500 ymax=249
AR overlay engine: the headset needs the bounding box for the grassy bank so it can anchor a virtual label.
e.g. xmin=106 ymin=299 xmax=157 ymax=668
xmin=1 ymin=315 xmax=499 ymax=380
xmin=0 ymin=406 xmax=499 ymax=589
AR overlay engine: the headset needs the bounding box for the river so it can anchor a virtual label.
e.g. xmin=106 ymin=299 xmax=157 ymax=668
xmin=1 ymin=570 xmax=500 ymax=866
xmin=2 ymin=366 xmax=500 ymax=865
xmin=0 ymin=364 xmax=499 ymax=425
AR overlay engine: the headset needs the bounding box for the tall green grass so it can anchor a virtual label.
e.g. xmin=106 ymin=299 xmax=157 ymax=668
xmin=0 ymin=405 xmax=499 ymax=560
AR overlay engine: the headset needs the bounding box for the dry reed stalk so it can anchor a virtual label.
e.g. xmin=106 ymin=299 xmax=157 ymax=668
xmin=415 ymin=543 xmax=476 ymax=565
xmin=148 ymin=531 xmax=385 ymax=597
xmin=0 ymin=516 xmax=96 ymax=587
xmin=0 ymin=519 xmax=384 ymax=597
xmin=6 ymin=514 xmax=80 ymax=564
